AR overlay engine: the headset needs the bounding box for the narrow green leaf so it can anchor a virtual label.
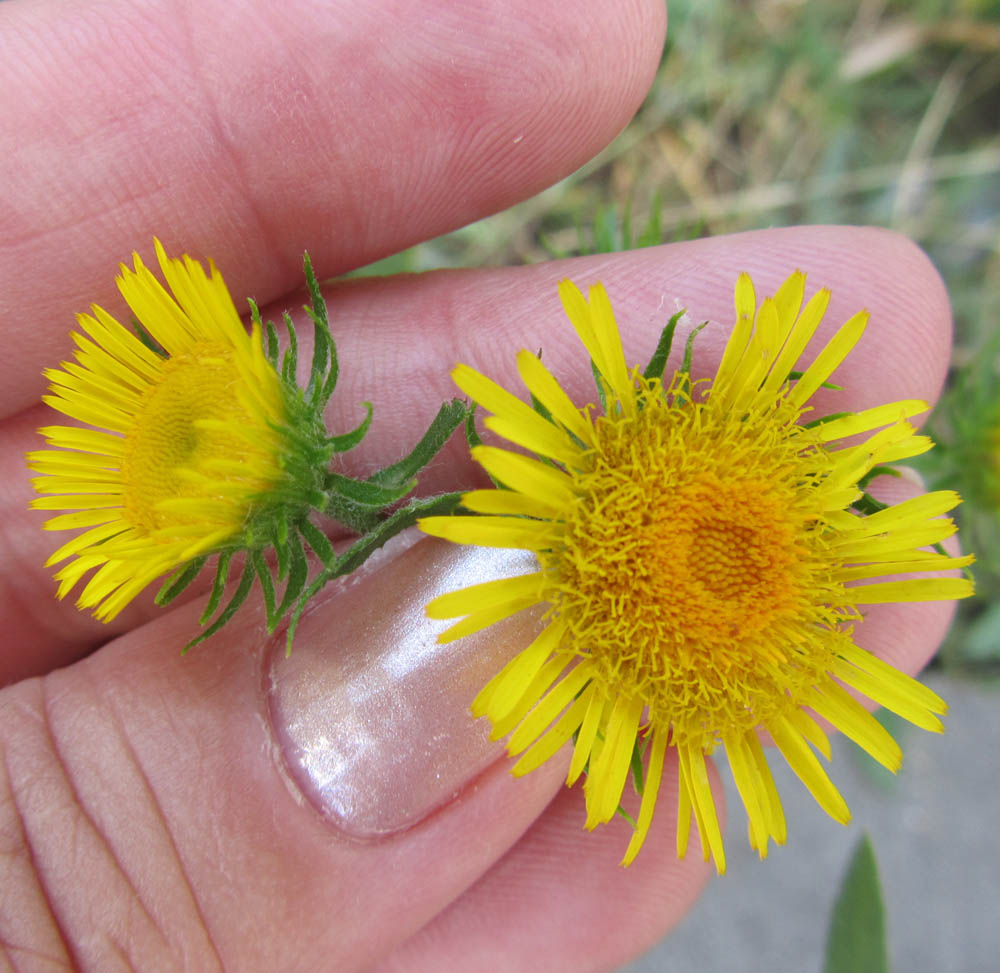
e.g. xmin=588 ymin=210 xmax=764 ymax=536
xmin=823 ymin=835 xmax=889 ymax=973
xmin=368 ymin=399 xmax=468 ymax=489
xmin=643 ymin=309 xmax=684 ymax=382
xmin=199 ymin=551 xmax=233 ymax=625
xmin=155 ymin=557 xmax=207 ymax=606
xmin=327 ymin=401 xmax=374 ymax=453
xmin=184 ymin=560 xmax=256 ymax=654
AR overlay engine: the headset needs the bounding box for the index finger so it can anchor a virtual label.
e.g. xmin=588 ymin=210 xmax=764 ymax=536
xmin=0 ymin=0 xmax=666 ymax=415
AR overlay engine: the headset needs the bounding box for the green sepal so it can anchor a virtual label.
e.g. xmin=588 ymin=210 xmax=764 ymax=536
xmin=200 ymin=551 xmax=234 ymax=625
xmin=327 ymin=402 xmax=374 ymax=453
xmin=464 ymin=405 xmax=505 ymax=489
xmin=281 ymin=312 xmax=299 ymax=384
xmin=298 ymin=518 xmax=335 ymax=564
xmin=788 ymin=369 xmax=843 ymax=392
xmin=643 ymin=309 xmax=684 ymax=382
xmin=465 ymin=404 xmax=483 ymax=450
xmin=368 ymin=399 xmax=469 ymax=490
xmin=270 ymin=533 xmax=309 ymax=631
xmin=265 ymin=321 xmax=280 ymax=367
xmin=183 ymin=559 xmax=256 ymax=654
xmin=273 ymin=509 xmax=291 ymax=581
xmin=251 ymin=549 xmax=276 ymax=623
xmin=851 ymin=492 xmax=890 ymax=516
xmin=680 ymin=320 xmax=708 ymax=377
xmin=326 ymin=472 xmax=414 ymax=509
xmin=302 ymin=252 xmax=339 ymax=410
xmin=130 ymin=316 xmax=168 ymax=358
xmin=858 ymin=464 xmax=902 ymax=490
xmin=804 ymin=411 xmax=852 ymax=430
xmin=155 ymin=556 xmax=207 ymax=606
xmin=591 ymin=360 xmax=608 ymax=413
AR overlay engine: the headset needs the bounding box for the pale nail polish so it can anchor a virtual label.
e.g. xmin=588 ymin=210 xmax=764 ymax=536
xmin=266 ymin=529 xmax=542 ymax=837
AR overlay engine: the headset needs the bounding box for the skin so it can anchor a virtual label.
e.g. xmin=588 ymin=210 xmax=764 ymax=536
xmin=0 ymin=0 xmax=958 ymax=969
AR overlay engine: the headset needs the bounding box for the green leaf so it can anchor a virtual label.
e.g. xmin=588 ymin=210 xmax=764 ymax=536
xmin=823 ymin=834 xmax=889 ymax=973
xmin=155 ymin=557 xmax=207 ymax=606
xmin=643 ymin=309 xmax=684 ymax=382
xmin=368 ymin=399 xmax=468 ymax=489
xmin=327 ymin=401 xmax=374 ymax=453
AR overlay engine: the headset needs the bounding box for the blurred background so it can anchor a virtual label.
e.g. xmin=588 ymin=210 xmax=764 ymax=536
xmin=356 ymin=0 xmax=1000 ymax=968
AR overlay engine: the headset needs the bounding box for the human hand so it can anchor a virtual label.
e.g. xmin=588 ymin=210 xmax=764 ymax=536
xmin=0 ymin=0 xmax=958 ymax=969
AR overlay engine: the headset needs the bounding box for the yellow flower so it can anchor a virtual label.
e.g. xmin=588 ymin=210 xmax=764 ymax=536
xmin=420 ymin=272 xmax=974 ymax=873
xmin=29 ymin=240 xmax=294 ymax=621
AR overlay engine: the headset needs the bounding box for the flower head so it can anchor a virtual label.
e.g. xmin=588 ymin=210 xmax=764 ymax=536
xmin=30 ymin=241 xmax=470 ymax=650
xmin=420 ymin=271 xmax=974 ymax=872
xmin=30 ymin=240 xmax=300 ymax=621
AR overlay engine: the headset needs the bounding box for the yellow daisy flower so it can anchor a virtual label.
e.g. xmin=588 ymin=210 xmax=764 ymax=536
xmin=30 ymin=240 xmax=293 ymax=622
xmin=29 ymin=241 xmax=470 ymax=650
xmin=420 ymin=272 xmax=974 ymax=873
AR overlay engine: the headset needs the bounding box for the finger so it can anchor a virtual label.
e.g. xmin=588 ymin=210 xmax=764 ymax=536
xmin=0 ymin=0 xmax=666 ymax=414
xmin=379 ymin=758 xmax=716 ymax=972
xmin=0 ymin=537 xmax=577 ymax=969
xmin=3 ymin=225 xmax=955 ymax=681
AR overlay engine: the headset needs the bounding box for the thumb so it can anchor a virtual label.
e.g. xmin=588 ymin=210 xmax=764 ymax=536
xmin=1 ymin=532 xmax=709 ymax=970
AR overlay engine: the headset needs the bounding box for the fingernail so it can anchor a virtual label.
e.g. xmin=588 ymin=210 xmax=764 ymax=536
xmin=266 ymin=529 xmax=541 ymax=837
